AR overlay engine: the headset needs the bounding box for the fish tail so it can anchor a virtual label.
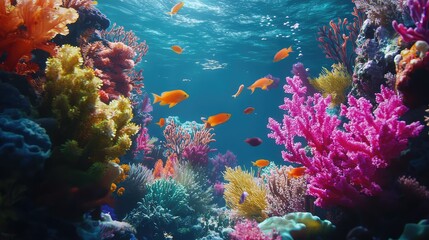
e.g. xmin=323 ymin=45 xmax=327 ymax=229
xmin=202 ymin=120 xmax=212 ymax=129
xmin=288 ymin=46 xmax=293 ymax=52
xmin=166 ymin=12 xmax=173 ymax=17
xmin=152 ymin=93 xmax=162 ymax=104
xmin=248 ymin=86 xmax=255 ymax=94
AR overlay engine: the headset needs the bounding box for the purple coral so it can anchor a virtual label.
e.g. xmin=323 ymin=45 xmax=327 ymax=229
xmin=392 ymin=0 xmax=429 ymax=42
xmin=267 ymin=73 xmax=423 ymax=208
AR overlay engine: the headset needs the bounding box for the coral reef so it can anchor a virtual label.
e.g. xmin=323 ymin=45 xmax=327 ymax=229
xmin=310 ymin=63 xmax=352 ymax=106
xmin=0 ymin=0 xmax=79 ymax=71
xmin=267 ymin=73 xmax=422 ymax=208
xmin=230 ymin=219 xmax=281 ymax=240
xmin=223 ymin=167 xmax=267 ymax=222
xmin=265 ymin=166 xmax=307 ymax=216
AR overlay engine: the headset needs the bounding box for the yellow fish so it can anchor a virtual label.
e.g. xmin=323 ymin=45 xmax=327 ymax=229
xmin=171 ymin=45 xmax=183 ymax=54
xmin=247 ymin=77 xmax=273 ymax=94
xmin=252 ymin=159 xmax=270 ymax=168
xmin=152 ymin=90 xmax=189 ymax=108
xmin=167 ymin=2 xmax=184 ymax=16
xmin=202 ymin=113 xmax=231 ymax=128
xmin=273 ymin=46 xmax=293 ymax=62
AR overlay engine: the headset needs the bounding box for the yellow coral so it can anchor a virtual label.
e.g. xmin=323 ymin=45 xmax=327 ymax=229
xmin=310 ymin=63 xmax=351 ymax=106
xmin=44 ymin=45 xmax=139 ymax=162
xmin=223 ymin=167 xmax=268 ymax=222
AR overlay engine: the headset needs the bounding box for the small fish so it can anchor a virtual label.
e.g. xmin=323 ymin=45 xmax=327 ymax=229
xmin=166 ymin=1 xmax=184 ymax=16
xmin=232 ymin=84 xmax=244 ymax=98
xmin=252 ymin=159 xmax=270 ymax=168
xmin=245 ymin=137 xmax=262 ymax=146
xmin=243 ymin=107 xmax=255 ymax=114
xmin=171 ymin=45 xmax=183 ymax=54
xmin=152 ymin=89 xmax=189 ymax=108
xmin=273 ymin=46 xmax=293 ymax=62
xmin=239 ymin=191 xmax=248 ymax=204
xmin=287 ymin=166 xmax=306 ymax=178
xmin=202 ymin=113 xmax=231 ymax=128
xmin=156 ymin=118 xmax=165 ymax=127
xmin=247 ymin=77 xmax=274 ymax=94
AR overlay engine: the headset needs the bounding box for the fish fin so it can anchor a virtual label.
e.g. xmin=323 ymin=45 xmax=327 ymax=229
xmin=169 ymin=102 xmax=178 ymax=108
xmin=232 ymin=94 xmax=236 ymax=98
xmin=159 ymin=101 xmax=168 ymax=106
xmin=251 ymin=161 xmax=256 ymax=166
xmin=288 ymin=46 xmax=293 ymax=52
xmin=152 ymin=93 xmax=162 ymax=104
xmin=203 ymin=120 xmax=212 ymax=129
xmin=248 ymin=86 xmax=255 ymax=94
xmin=262 ymin=86 xmax=267 ymax=90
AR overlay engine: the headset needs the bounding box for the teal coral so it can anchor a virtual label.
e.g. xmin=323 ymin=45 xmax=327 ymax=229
xmin=258 ymin=212 xmax=335 ymax=240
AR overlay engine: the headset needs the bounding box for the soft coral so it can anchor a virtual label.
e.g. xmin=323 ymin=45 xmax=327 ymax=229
xmin=0 ymin=0 xmax=78 ymax=71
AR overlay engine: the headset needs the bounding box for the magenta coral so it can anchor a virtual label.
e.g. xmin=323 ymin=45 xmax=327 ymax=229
xmin=230 ymin=219 xmax=281 ymax=240
xmin=267 ymin=73 xmax=423 ymax=208
xmin=134 ymin=126 xmax=153 ymax=157
xmin=392 ymin=0 xmax=429 ymax=43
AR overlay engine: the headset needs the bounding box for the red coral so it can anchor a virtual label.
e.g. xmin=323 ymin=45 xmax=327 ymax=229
xmin=0 ymin=0 xmax=78 ymax=71
xmin=83 ymin=41 xmax=136 ymax=102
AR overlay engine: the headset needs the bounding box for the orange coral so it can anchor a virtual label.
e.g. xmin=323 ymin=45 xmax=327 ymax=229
xmin=153 ymin=159 xmax=164 ymax=179
xmin=163 ymin=154 xmax=176 ymax=178
xmin=0 ymin=0 xmax=79 ymax=71
xmin=117 ymin=187 xmax=125 ymax=196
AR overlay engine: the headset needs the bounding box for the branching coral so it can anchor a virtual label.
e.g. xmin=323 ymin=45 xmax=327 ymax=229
xmin=230 ymin=219 xmax=281 ymax=240
xmin=265 ymin=166 xmax=307 ymax=216
xmin=354 ymin=0 xmax=403 ymax=27
xmin=310 ymin=63 xmax=352 ymax=106
xmin=0 ymin=0 xmax=79 ymax=71
xmin=267 ymin=73 xmax=422 ymax=208
xmin=393 ymin=0 xmax=429 ymax=43
xmin=223 ymin=167 xmax=267 ymax=222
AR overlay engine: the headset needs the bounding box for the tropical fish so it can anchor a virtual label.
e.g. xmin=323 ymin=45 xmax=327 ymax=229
xmin=245 ymin=137 xmax=262 ymax=146
xmin=152 ymin=90 xmax=189 ymax=108
xmin=252 ymin=159 xmax=270 ymax=168
xmin=239 ymin=191 xmax=248 ymax=204
xmin=287 ymin=166 xmax=306 ymax=178
xmin=171 ymin=45 xmax=183 ymax=54
xmin=273 ymin=46 xmax=293 ymax=62
xmin=166 ymin=2 xmax=184 ymax=16
xmin=202 ymin=113 xmax=231 ymax=128
xmin=156 ymin=118 xmax=165 ymax=127
xmin=243 ymin=107 xmax=255 ymax=114
xmin=247 ymin=77 xmax=273 ymax=93
xmin=232 ymin=84 xmax=244 ymax=98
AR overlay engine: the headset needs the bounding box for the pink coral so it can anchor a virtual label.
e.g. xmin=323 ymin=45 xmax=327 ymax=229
xmin=267 ymin=73 xmax=423 ymax=208
xmin=230 ymin=219 xmax=281 ymax=240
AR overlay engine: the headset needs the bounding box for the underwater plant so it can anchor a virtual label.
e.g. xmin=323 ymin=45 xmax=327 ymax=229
xmin=267 ymin=72 xmax=423 ymax=208
xmin=310 ymin=63 xmax=352 ymax=107
xmin=223 ymin=167 xmax=268 ymax=222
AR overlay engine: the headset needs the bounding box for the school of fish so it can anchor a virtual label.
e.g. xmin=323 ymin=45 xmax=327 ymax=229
xmin=154 ymin=2 xmax=296 ymax=173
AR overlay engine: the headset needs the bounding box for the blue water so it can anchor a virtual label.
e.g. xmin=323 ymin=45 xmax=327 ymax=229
xmin=97 ymin=0 xmax=355 ymax=166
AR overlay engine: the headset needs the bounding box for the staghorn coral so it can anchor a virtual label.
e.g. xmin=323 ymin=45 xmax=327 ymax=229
xmin=310 ymin=63 xmax=352 ymax=107
xmin=223 ymin=167 xmax=267 ymax=222
xmin=265 ymin=166 xmax=307 ymax=216
xmin=267 ymin=73 xmax=422 ymax=208
xmin=0 ymin=0 xmax=79 ymax=71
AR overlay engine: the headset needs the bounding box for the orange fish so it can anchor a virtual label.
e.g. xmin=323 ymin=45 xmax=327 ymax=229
xmin=287 ymin=166 xmax=306 ymax=178
xmin=202 ymin=113 xmax=231 ymax=128
xmin=247 ymin=77 xmax=273 ymax=94
xmin=243 ymin=107 xmax=255 ymax=114
xmin=156 ymin=118 xmax=165 ymax=127
xmin=273 ymin=46 xmax=293 ymax=62
xmin=152 ymin=90 xmax=189 ymax=108
xmin=171 ymin=45 xmax=183 ymax=54
xmin=232 ymin=84 xmax=244 ymax=98
xmin=252 ymin=159 xmax=270 ymax=168
xmin=167 ymin=2 xmax=184 ymax=16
